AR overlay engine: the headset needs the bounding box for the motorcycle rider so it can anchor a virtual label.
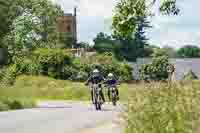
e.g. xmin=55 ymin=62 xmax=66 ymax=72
xmin=104 ymin=73 xmax=119 ymax=101
xmin=85 ymin=69 xmax=106 ymax=104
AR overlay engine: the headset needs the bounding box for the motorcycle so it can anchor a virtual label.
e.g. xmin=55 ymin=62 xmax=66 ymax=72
xmin=108 ymin=84 xmax=117 ymax=106
xmin=92 ymin=83 xmax=103 ymax=110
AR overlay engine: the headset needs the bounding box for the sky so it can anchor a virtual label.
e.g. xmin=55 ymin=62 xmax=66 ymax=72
xmin=52 ymin=0 xmax=200 ymax=48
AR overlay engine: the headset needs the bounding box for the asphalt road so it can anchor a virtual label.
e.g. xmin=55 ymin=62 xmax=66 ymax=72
xmin=0 ymin=101 xmax=124 ymax=133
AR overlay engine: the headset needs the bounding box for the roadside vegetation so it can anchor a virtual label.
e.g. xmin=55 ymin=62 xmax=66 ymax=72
xmin=0 ymin=97 xmax=35 ymax=111
xmin=125 ymin=81 xmax=200 ymax=133
xmin=1 ymin=1 xmax=200 ymax=132
xmin=0 ymin=75 xmax=129 ymax=101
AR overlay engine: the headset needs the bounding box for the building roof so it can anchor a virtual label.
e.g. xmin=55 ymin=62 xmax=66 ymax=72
xmin=64 ymin=13 xmax=73 ymax=17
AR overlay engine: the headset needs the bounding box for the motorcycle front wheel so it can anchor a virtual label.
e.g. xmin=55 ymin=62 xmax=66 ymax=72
xmin=112 ymin=91 xmax=117 ymax=106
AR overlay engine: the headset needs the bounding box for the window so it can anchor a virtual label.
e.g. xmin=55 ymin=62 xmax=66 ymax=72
xmin=67 ymin=25 xmax=71 ymax=32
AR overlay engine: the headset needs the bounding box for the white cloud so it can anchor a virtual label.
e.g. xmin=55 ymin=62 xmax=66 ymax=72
xmin=78 ymin=0 xmax=115 ymax=18
xmin=53 ymin=0 xmax=115 ymax=18
xmin=147 ymin=0 xmax=200 ymax=48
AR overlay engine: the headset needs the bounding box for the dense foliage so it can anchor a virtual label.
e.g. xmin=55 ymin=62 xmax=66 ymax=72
xmin=0 ymin=75 xmax=129 ymax=101
xmin=126 ymin=81 xmax=200 ymax=133
xmin=1 ymin=0 xmax=64 ymax=62
xmin=0 ymin=50 xmax=133 ymax=84
xmin=112 ymin=0 xmax=179 ymax=38
xmin=33 ymin=48 xmax=71 ymax=65
xmin=0 ymin=97 xmax=35 ymax=111
xmin=107 ymin=0 xmax=152 ymax=61
xmin=63 ymin=53 xmax=133 ymax=81
xmin=111 ymin=0 xmax=180 ymax=62
xmin=93 ymin=32 xmax=116 ymax=53
xmin=93 ymin=32 xmax=153 ymax=61
xmin=140 ymin=55 xmax=169 ymax=80
xmin=0 ymin=0 xmax=20 ymax=40
xmin=177 ymin=45 xmax=200 ymax=58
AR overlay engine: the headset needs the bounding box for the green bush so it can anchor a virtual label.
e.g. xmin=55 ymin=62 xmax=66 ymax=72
xmin=62 ymin=65 xmax=79 ymax=80
xmin=0 ymin=97 xmax=35 ymax=110
xmin=15 ymin=57 xmax=42 ymax=75
xmin=32 ymin=48 xmax=72 ymax=79
xmin=33 ymin=48 xmax=71 ymax=65
xmin=0 ymin=68 xmax=5 ymax=81
xmin=47 ymin=66 xmax=59 ymax=79
xmin=1 ymin=98 xmax=23 ymax=109
xmin=61 ymin=53 xmax=133 ymax=81
xmin=18 ymin=98 xmax=36 ymax=108
xmin=76 ymin=71 xmax=88 ymax=81
xmin=1 ymin=57 xmax=42 ymax=85
xmin=0 ymin=101 xmax=9 ymax=111
xmin=1 ymin=64 xmax=18 ymax=85
xmin=140 ymin=56 xmax=169 ymax=80
xmin=183 ymin=70 xmax=198 ymax=80
xmin=101 ymin=63 xmax=132 ymax=81
xmin=1 ymin=50 xmax=132 ymax=82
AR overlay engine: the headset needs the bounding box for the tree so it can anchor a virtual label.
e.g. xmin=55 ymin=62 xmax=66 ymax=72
xmin=76 ymin=42 xmax=89 ymax=48
xmin=132 ymin=15 xmax=151 ymax=58
xmin=93 ymin=32 xmax=113 ymax=45
xmin=93 ymin=32 xmax=115 ymax=53
xmin=112 ymin=0 xmax=179 ymax=38
xmin=93 ymin=31 xmax=153 ymax=61
xmin=112 ymin=0 xmax=152 ymax=61
xmin=0 ymin=0 xmax=20 ymax=41
xmin=151 ymin=48 xmax=169 ymax=57
xmin=177 ymin=45 xmax=200 ymax=58
xmin=112 ymin=0 xmax=147 ymax=38
xmin=2 ymin=0 xmax=63 ymax=61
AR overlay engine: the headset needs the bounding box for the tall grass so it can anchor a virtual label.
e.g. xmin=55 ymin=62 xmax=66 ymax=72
xmin=125 ymin=81 xmax=200 ymax=133
xmin=0 ymin=97 xmax=36 ymax=110
xmin=0 ymin=75 xmax=90 ymax=100
xmin=0 ymin=75 xmax=128 ymax=101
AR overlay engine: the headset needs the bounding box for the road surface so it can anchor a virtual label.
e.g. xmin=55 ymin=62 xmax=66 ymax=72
xmin=0 ymin=101 xmax=124 ymax=133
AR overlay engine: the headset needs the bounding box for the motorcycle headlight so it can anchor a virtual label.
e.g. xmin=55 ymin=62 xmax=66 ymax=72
xmin=98 ymin=87 xmax=102 ymax=91
xmin=112 ymin=87 xmax=115 ymax=91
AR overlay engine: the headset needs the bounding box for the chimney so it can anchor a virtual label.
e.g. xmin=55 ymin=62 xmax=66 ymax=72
xmin=74 ymin=7 xmax=77 ymax=17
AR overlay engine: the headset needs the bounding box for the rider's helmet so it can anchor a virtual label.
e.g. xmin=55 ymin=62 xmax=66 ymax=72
xmin=108 ymin=73 xmax=114 ymax=79
xmin=93 ymin=69 xmax=100 ymax=75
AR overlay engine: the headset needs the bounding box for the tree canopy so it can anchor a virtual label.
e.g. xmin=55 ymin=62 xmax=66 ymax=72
xmin=0 ymin=0 xmax=20 ymax=40
xmin=1 ymin=0 xmax=64 ymax=61
xmin=112 ymin=0 xmax=179 ymax=38
xmin=93 ymin=32 xmax=153 ymax=61
xmin=177 ymin=45 xmax=200 ymax=58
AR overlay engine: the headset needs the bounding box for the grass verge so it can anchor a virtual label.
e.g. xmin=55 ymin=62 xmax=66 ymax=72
xmin=0 ymin=75 xmax=128 ymax=101
xmin=0 ymin=97 xmax=36 ymax=111
xmin=125 ymin=81 xmax=200 ymax=133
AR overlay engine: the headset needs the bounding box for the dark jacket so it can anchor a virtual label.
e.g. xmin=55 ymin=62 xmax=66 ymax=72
xmin=86 ymin=74 xmax=105 ymax=84
xmin=105 ymin=79 xmax=117 ymax=85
